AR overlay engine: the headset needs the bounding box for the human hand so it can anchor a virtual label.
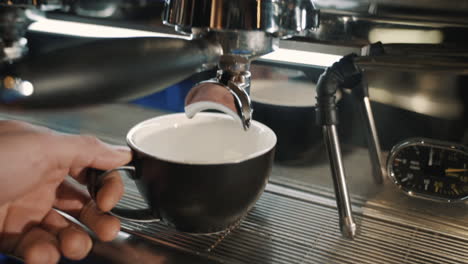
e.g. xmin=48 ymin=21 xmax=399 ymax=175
xmin=0 ymin=120 xmax=131 ymax=264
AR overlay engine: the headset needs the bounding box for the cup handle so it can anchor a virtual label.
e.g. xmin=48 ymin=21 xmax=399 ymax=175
xmin=87 ymin=166 xmax=161 ymax=223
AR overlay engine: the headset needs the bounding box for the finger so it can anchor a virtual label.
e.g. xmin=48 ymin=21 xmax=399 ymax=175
xmin=55 ymin=176 xmax=123 ymax=216
xmin=41 ymin=210 xmax=93 ymax=261
xmin=80 ymin=201 xmax=120 ymax=242
xmin=58 ymin=226 xmax=93 ymax=260
xmin=96 ymin=171 xmax=124 ymax=212
xmin=51 ymin=134 xmax=131 ymax=180
xmin=54 ymin=180 xmax=121 ymax=242
xmin=53 ymin=180 xmax=89 ymax=219
xmin=41 ymin=209 xmax=71 ymax=235
xmin=0 ymin=120 xmax=52 ymax=135
xmin=14 ymin=227 xmax=60 ymax=264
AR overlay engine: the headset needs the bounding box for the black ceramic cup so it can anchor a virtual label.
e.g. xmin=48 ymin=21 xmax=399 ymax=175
xmin=88 ymin=113 xmax=276 ymax=234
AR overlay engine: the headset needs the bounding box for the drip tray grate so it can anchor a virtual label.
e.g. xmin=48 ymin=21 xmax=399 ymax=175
xmin=120 ymin=183 xmax=468 ymax=264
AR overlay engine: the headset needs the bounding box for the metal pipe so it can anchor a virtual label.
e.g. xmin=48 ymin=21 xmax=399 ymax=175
xmin=314 ymin=0 xmax=468 ymax=14
xmin=360 ymin=96 xmax=385 ymax=183
xmin=352 ymin=79 xmax=384 ymax=184
xmin=315 ymin=54 xmax=384 ymax=238
xmin=0 ymin=37 xmax=222 ymax=108
xmin=323 ymin=125 xmax=356 ymax=239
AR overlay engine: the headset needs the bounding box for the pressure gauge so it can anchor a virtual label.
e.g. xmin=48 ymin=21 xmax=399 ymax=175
xmin=387 ymin=138 xmax=468 ymax=202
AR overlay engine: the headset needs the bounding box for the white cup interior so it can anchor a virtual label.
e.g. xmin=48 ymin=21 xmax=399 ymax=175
xmin=127 ymin=113 xmax=277 ymax=165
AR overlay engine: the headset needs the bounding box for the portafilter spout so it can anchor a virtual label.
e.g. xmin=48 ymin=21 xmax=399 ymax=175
xmin=183 ymin=31 xmax=273 ymax=130
xmin=185 ymin=69 xmax=252 ymax=130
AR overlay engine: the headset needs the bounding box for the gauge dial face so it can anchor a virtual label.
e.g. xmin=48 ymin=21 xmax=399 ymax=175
xmin=388 ymin=139 xmax=468 ymax=202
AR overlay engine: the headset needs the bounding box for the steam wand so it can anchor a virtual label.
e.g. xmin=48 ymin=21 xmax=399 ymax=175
xmin=315 ymin=53 xmax=384 ymax=239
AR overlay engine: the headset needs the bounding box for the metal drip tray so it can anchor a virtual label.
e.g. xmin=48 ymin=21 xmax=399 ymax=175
xmin=0 ymin=105 xmax=466 ymax=264
xmin=120 ymin=181 xmax=468 ymax=264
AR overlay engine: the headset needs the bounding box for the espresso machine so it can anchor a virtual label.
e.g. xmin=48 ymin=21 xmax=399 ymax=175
xmin=0 ymin=0 xmax=467 ymax=263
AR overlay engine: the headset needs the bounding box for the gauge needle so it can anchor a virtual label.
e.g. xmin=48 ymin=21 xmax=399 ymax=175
xmin=445 ymin=168 xmax=468 ymax=173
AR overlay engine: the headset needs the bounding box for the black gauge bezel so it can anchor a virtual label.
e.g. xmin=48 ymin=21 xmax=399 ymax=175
xmin=387 ymin=138 xmax=468 ymax=203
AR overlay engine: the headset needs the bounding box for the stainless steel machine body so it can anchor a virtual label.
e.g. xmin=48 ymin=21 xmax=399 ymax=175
xmin=0 ymin=0 xmax=466 ymax=262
